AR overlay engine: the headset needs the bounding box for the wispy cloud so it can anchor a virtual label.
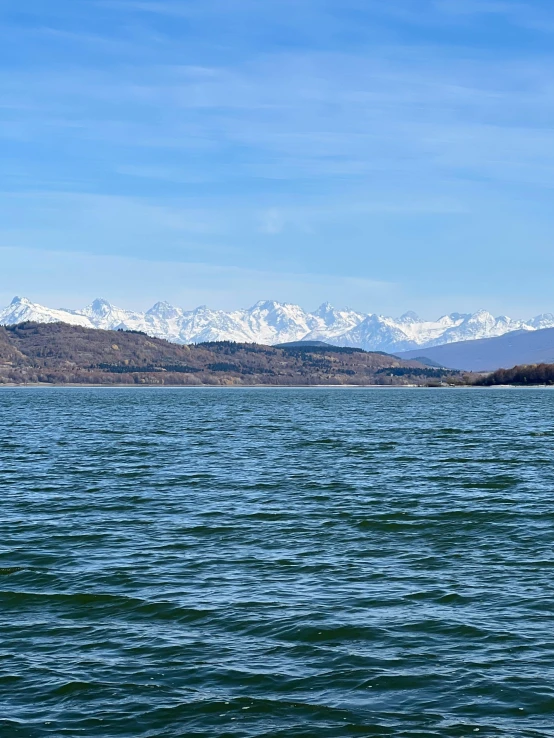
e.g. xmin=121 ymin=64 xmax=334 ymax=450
xmin=2 ymin=0 xmax=554 ymax=313
xmin=3 ymin=45 xmax=554 ymax=188
xmin=95 ymin=1 xmax=196 ymax=15
xmin=434 ymin=0 xmax=526 ymax=16
xmin=434 ymin=0 xmax=554 ymax=32
xmin=0 ymin=244 xmax=397 ymax=313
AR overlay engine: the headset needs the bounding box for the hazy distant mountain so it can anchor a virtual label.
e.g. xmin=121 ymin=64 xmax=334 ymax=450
xmin=399 ymin=328 xmax=554 ymax=371
xmin=1 ymin=296 xmax=552 ymax=354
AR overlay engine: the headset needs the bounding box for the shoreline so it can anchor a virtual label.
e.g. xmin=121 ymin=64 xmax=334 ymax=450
xmin=0 ymin=382 xmax=424 ymax=389
xmin=0 ymin=383 xmax=549 ymax=389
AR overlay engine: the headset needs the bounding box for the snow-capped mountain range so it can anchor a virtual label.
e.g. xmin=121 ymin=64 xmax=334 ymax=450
xmin=1 ymin=296 xmax=553 ymax=354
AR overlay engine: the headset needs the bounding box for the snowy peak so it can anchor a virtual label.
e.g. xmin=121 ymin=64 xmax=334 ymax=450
xmin=244 ymin=301 xmax=316 ymax=344
xmin=1 ymin=296 xmax=554 ymax=353
xmin=528 ymin=313 xmax=554 ymax=330
xmin=89 ymin=298 xmax=112 ymax=315
xmin=333 ymin=313 xmax=415 ymax=352
xmin=146 ymin=301 xmax=183 ymax=320
xmin=251 ymin=300 xmax=282 ymax=311
xmin=0 ymin=296 xmax=92 ymax=328
xmin=75 ymin=299 xmax=144 ymax=331
xmin=426 ymin=310 xmax=530 ymax=348
xmin=398 ymin=311 xmax=421 ymax=324
xmin=306 ymin=303 xmax=365 ymax=340
xmin=314 ymin=302 xmax=335 ymax=319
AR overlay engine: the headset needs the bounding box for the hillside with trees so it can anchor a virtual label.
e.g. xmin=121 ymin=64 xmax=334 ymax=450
xmin=0 ymin=322 xmax=462 ymax=386
xmin=476 ymin=363 xmax=554 ymax=386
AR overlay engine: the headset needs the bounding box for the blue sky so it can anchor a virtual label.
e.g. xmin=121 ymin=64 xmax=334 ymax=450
xmin=1 ymin=0 xmax=554 ymax=317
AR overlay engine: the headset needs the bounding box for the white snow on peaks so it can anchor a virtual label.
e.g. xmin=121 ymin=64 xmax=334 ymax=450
xmin=0 ymin=297 xmax=93 ymax=328
xmin=305 ymin=303 xmax=366 ymax=341
xmin=75 ymin=297 xmax=143 ymax=329
xmin=1 ymin=296 xmax=554 ymax=353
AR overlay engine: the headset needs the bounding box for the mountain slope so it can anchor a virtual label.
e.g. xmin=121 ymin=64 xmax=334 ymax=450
xmin=0 ymin=322 xmax=440 ymax=386
xmin=1 ymin=296 xmax=553 ymax=353
xmin=399 ymin=328 xmax=554 ymax=371
xmin=1 ymin=297 xmax=93 ymax=328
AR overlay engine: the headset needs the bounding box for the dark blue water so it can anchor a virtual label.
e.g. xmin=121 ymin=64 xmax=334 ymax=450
xmin=2 ymin=388 xmax=554 ymax=737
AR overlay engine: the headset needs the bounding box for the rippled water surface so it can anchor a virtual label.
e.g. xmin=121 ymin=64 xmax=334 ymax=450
xmin=2 ymin=387 xmax=554 ymax=737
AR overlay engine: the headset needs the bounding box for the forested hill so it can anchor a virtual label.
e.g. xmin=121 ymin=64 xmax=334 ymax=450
xmin=0 ymin=322 xmax=460 ymax=386
xmin=476 ymin=363 xmax=554 ymax=386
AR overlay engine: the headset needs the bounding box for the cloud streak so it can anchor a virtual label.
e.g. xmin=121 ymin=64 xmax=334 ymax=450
xmin=1 ymin=0 xmax=554 ymax=314
xmin=3 ymin=46 xmax=554 ymax=187
xmin=0 ymin=245 xmax=397 ymax=314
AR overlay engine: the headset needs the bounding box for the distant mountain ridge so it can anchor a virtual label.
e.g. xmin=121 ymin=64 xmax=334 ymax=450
xmin=1 ymin=295 xmax=553 ymax=354
xmin=399 ymin=328 xmax=554 ymax=372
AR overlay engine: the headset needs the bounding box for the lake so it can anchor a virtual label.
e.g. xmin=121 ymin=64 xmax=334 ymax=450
xmin=1 ymin=387 xmax=554 ymax=737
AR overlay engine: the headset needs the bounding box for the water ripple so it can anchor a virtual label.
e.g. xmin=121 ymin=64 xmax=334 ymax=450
xmin=1 ymin=387 xmax=554 ymax=737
